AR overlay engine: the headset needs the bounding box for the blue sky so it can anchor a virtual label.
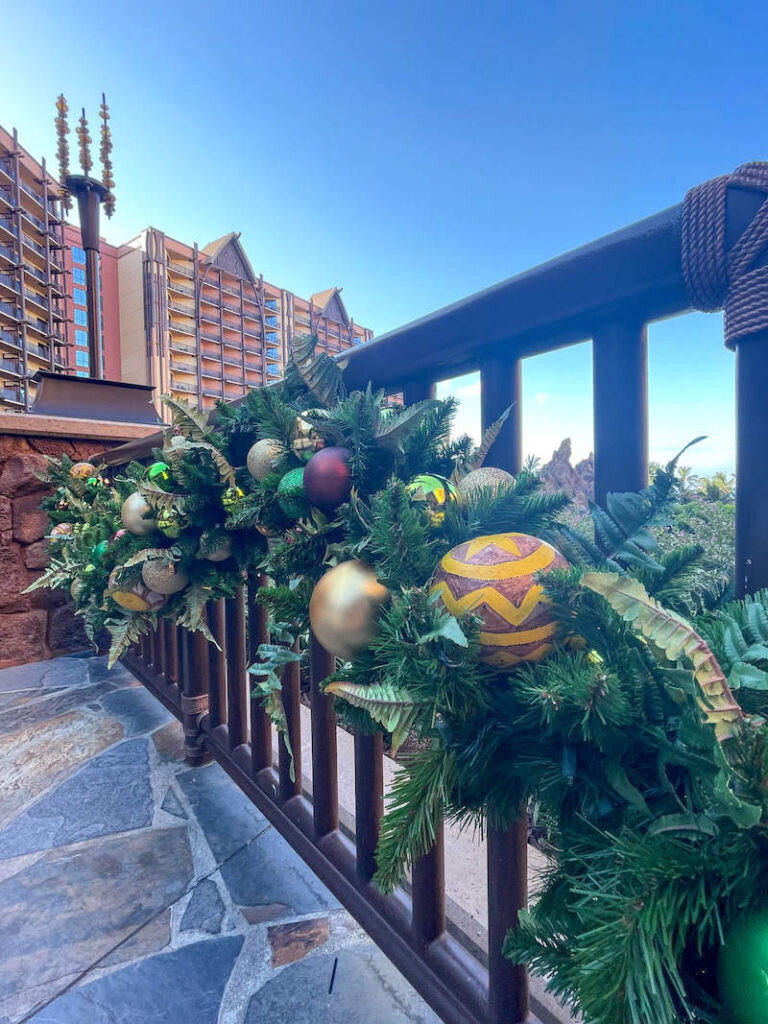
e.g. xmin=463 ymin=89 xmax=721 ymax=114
xmin=3 ymin=0 xmax=765 ymax=473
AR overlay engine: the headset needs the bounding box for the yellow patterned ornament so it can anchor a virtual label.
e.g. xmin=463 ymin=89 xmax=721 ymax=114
xmin=430 ymin=532 xmax=569 ymax=667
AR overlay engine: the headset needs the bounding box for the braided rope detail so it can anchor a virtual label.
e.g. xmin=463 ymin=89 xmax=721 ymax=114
xmin=682 ymin=161 xmax=768 ymax=348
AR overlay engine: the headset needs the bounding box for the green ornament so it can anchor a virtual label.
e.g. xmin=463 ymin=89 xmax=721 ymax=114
xmin=718 ymin=911 xmax=768 ymax=1024
xmin=92 ymin=539 xmax=110 ymax=562
xmin=222 ymin=486 xmax=244 ymax=513
xmin=276 ymin=467 xmax=309 ymax=519
xmin=406 ymin=474 xmax=458 ymax=527
xmin=86 ymin=476 xmax=99 ymax=487
xmin=147 ymin=461 xmax=172 ymax=489
xmin=83 ymin=563 xmax=97 ymax=575
xmin=157 ymin=507 xmax=184 ymax=539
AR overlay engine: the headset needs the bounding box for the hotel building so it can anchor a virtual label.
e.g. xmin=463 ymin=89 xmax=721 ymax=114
xmin=0 ymin=123 xmax=373 ymax=416
xmin=117 ymin=228 xmax=372 ymax=417
xmin=0 ymin=127 xmax=68 ymax=410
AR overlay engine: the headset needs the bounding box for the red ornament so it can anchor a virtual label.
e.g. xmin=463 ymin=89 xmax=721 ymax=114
xmin=303 ymin=447 xmax=352 ymax=511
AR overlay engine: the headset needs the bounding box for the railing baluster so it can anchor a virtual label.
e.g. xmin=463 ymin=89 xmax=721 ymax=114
xmin=593 ymin=320 xmax=648 ymax=504
xmin=225 ymin=586 xmax=248 ymax=749
xmin=278 ymin=639 xmax=302 ymax=801
xmin=146 ymin=628 xmax=156 ymax=673
xmin=247 ymin=574 xmax=272 ymax=774
xmin=487 ymin=819 xmax=528 ymax=1023
xmin=208 ymin=598 xmax=227 ymax=728
xmin=480 ymin=354 xmax=522 ymax=474
xmin=411 ymin=824 xmax=446 ymax=952
xmin=157 ymin=619 xmax=168 ymax=681
xmin=179 ymin=623 xmax=211 ymax=766
xmin=354 ymin=731 xmax=383 ymax=882
xmin=310 ymin=632 xmax=338 ymax=838
xmin=168 ymin=624 xmax=179 ymax=687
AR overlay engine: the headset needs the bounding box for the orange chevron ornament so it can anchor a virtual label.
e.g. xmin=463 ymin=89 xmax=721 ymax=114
xmin=430 ymin=532 xmax=569 ymax=667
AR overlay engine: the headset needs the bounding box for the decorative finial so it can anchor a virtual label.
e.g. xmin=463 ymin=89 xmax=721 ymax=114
xmin=54 ymin=94 xmax=72 ymax=212
xmin=76 ymin=107 xmax=93 ymax=176
xmin=99 ymin=93 xmax=116 ymax=218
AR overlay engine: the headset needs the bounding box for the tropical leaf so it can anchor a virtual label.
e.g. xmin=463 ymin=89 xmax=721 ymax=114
xmin=161 ymin=395 xmax=210 ymax=440
xmin=285 ymin=333 xmax=344 ymax=406
xmin=374 ymin=399 xmax=441 ymax=448
xmin=324 ymin=680 xmax=423 ymax=754
xmin=462 ymin=404 xmax=512 ymax=475
xmin=249 ymin=642 xmax=302 ymax=779
xmin=137 ymin=480 xmax=188 ymax=512
xmin=581 ymin=572 xmax=743 ymax=741
xmin=106 ymin=613 xmax=153 ymax=667
xmin=120 ymin=547 xmax=170 ymax=568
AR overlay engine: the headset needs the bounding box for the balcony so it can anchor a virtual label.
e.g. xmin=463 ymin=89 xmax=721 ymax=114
xmin=167 ymin=278 xmax=195 ymax=298
xmin=169 ymin=338 xmax=196 ymax=355
xmin=168 ymin=319 xmax=195 ymax=337
xmin=0 ymin=300 xmax=20 ymax=321
xmin=167 ymin=259 xmax=195 ymax=279
xmin=169 ymin=357 xmax=196 ymax=373
xmin=170 ymin=379 xmax=198 ymax=394
xmin=0 ymin=356 xmax=21 ymax=376
xmin=168 ymin=301 xmax=195 ymax=317
xmin=24 ymin=287 xmax=48 ymax=312
xmin=200 ymin=329 xmax=220 ymax=343
xmin=0 ymin=328 xmax=20 ymax=350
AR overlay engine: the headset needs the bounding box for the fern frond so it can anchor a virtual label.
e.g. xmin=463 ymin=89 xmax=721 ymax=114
xmin=324 ymin=680 xmax=423 ymax=754
xmin=581 ymin=572 xmax=743 ymax=740
xmin=161 ymin=395 xmax=210 ymax=439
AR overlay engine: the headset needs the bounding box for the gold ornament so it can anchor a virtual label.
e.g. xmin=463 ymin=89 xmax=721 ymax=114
xmin=457 ymin=466 xmax=515 ymax=500
xmin=309 ymin=560 xmax=390 ymax=660
xmin=70 ymin=461 xmax=96 ymax=480
xmin=430 ymin=533 xmax=569 ymax=667
xmin=141 ymin=556 xmax=189 ymax=596
xmin=246 ymin=439 xmax=284 ymax=481
xmin=290 ymin=415 xmax=325 ymax=462
xmin=70 ymin=578 xmax=84 ymax=601
xmin=107 ymin=569 xmax=167 ymax=612
xmin=121 ymin=492 xmax=157 ymax=536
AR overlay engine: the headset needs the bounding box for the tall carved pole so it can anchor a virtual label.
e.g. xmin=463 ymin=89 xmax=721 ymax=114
xmin=55 ymin=95 xmax=116 ymax=380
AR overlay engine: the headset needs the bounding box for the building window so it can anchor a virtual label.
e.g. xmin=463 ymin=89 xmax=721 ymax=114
xmin=75 ymin=349 xmax=89 ymax=368
xmin=74 ymin=308 xmax=87 ymax=326
xmin=73 ymin=287 xmax=87 ymax=306
xmin=75 ymin=328 xmax=87 ymax=346
xmin=73 ymin=267 xmax=86 ymax=285
xmin=76 ymin=369 xmax=88 ymax=377
xmin=72 ymin=246 xmax=86 ymax=264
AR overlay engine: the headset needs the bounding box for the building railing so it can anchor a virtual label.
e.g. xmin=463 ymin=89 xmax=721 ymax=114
xmin=108 ymin=167 xmax=768 ymax=1024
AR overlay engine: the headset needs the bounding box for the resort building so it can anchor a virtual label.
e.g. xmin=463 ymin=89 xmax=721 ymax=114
xmin=0 ymin=127 xmax=68 ymax=411
xmin=0 ymin=122 xmax=373 ymax=417
xmin=117 ymin=228 xmax=372 ymax=417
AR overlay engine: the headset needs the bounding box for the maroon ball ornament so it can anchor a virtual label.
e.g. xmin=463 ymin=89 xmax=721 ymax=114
xmin=303 ymin=446 xmax=352 ymax=511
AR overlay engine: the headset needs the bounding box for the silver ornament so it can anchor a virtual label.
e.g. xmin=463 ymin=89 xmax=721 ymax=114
xmin=121 ymin=492 xmax=157 ymax=535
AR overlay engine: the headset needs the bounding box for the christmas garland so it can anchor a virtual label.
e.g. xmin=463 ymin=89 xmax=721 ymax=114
xmin=34 ymin=336 xmax=768 ymax=1024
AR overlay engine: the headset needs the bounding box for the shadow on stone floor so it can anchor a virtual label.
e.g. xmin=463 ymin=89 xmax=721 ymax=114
xmin=0 ymin=654 xmax=442 ymax=1024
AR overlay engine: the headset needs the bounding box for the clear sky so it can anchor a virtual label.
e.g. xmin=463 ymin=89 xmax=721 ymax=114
xmin=3 ymin=0 xmax=765 ymax=474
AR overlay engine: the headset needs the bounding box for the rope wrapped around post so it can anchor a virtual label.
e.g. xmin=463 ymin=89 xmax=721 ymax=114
xmin=682 ymin=161 xmax=768 ymax=346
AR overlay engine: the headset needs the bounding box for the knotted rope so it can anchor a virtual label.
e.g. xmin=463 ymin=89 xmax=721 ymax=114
xmin=682 ymin=161 xmax=768 ymax=348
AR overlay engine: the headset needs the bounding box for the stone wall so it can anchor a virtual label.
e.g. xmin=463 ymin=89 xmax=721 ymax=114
xmin=0 ymin=414 xmax=160 ymax=670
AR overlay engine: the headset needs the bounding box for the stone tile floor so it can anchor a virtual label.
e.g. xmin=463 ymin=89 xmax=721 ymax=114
xmin=0 ymin=654 xmax=441 ymax=1024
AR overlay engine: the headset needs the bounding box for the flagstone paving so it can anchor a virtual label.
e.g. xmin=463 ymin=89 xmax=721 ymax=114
xmin=0 ymin=654 xmax=442 ymax=1024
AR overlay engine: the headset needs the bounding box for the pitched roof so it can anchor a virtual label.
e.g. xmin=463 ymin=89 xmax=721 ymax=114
xmin=201 ymin=232 xmax=258 ymax=284
xmin=310 ymin=287 xmax=349 ymax=325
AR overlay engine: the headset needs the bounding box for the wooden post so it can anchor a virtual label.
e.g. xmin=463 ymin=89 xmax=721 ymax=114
xmin=593 ymin=320 xmax=648 ymax=505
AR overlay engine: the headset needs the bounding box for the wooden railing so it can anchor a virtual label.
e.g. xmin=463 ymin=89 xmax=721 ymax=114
xmin=113 ymin=169 xmax=768 ymax=1024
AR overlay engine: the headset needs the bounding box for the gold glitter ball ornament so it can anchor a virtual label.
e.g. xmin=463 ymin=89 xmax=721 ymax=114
xmin=246 ymin=439 xmax=284 ymax=481
xmin=457 ymin=466 xmax=516 ymax=500
xmin=121 ymin=492 xmax=157 ymax=536
xmin=141 ymin=556 xmax=189 ymax=596
xmin=70 ymin=461 xmax=97 ymax=480
xmin=309 ymin=560 xmax=390 ymax=660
